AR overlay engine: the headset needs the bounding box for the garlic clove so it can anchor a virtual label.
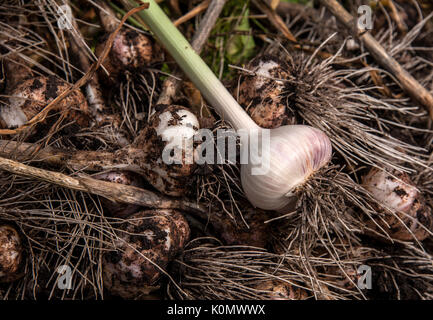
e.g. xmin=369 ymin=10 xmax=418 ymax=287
xmin=362 ymin=167 xmax=433 ymax=241
xmin=237 ymin=56 xmax=296 ymax=128
xmin=132 ymin=105 xmax=200 ymax=196
xmin=93 ymin=170 xmax=144 ymax=218
xmin=241 ymin=125 xmax=332 ymax=211
xmin=102 ymin=209 xmax=190 ymax=299
xmin=1 ymin=75 xmax=90 ymax=130
xmin=0 ymin=225 xmax=23 ymax=283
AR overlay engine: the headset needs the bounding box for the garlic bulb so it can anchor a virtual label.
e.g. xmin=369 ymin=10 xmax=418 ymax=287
xmin=131 ymin=104 xmax=199 ymax=196
xmin=102 ymin=209 xmax=190 ymax=298
xmin=0 ymin=225 xmax=23 ymax=283
xmin=68 ymin=105 xmax=199 ymax=196
xmin=241 ymin=125 xmax=332 ymax=211
xmin=93 ymin=170 xmax=144 ymax=217
xmin=96 ymin=29 xmax=154 ymax=81
xmin=126 ymin=1 xmax=332 ymax=211
xmin=0 ymin=75 xmax=90 ymax=130
xmin=362 ymin=167 xmax=433 ymax=241
xmin=237 ymin=56 xmax=296 ymax=128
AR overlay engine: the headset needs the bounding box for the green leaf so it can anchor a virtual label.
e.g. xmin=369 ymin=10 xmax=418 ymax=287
xmin=226 ymin=8 xmax=256 ymax=65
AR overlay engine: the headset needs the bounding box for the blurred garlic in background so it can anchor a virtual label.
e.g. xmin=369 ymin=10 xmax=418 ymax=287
xmin=362 ymin=167 xmax=433 ymax=241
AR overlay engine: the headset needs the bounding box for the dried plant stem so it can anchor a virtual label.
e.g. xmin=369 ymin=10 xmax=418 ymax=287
xmin=0 ymin=139 xmax=138 ymax=174
xmin=173 ymin=0 xmax=211 ymax=27
xmin=252 ymin=0 xmax=297 ymax=43
xmin=319 ymin=0 xmax=433 ymax=121
xmin=0 ymin=155 xmax=205 ymax=214
xmin=0 ymin=140 xmax=66 ymax=166
xmin=384 ymin=0 xmax=407 ymax=34
xmin=66 ymin=0 xmax=106 ymax=119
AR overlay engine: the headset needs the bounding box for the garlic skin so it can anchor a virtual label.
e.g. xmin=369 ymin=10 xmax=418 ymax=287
xmin=96 ymin=29 xmax=154 ymax=81
xmin=0 ymin=75 xmax=90 ymax=129
xmin=131 ymin=105 xmax=199 ymax=196
xmin=0 ymin=225 xmax=22 ymax=283
xmin=238 ymin=56 xmax=296 ymax=129
xmin=241 ymin=125 xmax=332 ymax=211
xmin=93 ymin=170 xmax=143 ymax=218
xmin=102 ymin=209 xmax=190 ymax=299
xmin=362 ymin=167 xmax=433 ymax=241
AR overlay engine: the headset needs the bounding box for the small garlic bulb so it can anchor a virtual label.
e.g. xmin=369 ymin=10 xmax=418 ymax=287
xmin=102 ymin=209 xmax=190 ymax=299
xmin=237 ymin=56 xmax=296 ymax=128
xmin=362 ymin=167 xmax=433 ymax=241
xmin=241 ymin=125 xmax=332 ymax=211
xmin=96 ymin=29 xmax=154 ymax=80
xmin=0 ymin=75 xmax=90 ymax=130
xmin=66 ymin=105 xmax=199 ymax=197
xmin=0 ymin=225 xmax=23 ymax=283
xmin=93 ymin=170 xmax=144 ymax=218
xmin=131 ymin=105 xmax=199 ymax=196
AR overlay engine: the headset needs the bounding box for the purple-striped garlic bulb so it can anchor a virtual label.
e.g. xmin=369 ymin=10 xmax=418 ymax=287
xmin=362 ymin=167 xmax=433 ymax=241
xmin=241 ymin=125 xmax=332 ymax=211
xmin=102 ymin=209 xmax=190 ymax=298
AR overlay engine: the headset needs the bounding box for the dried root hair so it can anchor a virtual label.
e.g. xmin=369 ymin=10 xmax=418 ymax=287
xmin=279 ymin=0 xmax=433 ymax=138
xmin=365 ymin=242 xmax=433 ymax=300
xmin=166 ymin=237 xmax=314 ymax=300
xmin=0 ymin=173 xmax=118 ymax=299
xmin=303 ymin=238 xmax=381 ymax=300
xmin=193 ymin=120 xmax=251 ymax=226
xmin=268 ymin=162 xmax=433 ymax=286
xmin=261 ymin=41 xmax=429 ymax=173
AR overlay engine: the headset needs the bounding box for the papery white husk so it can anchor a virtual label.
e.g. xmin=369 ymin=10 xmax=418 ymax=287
xmin=241 ymin=125 xmax=332 ymax=211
